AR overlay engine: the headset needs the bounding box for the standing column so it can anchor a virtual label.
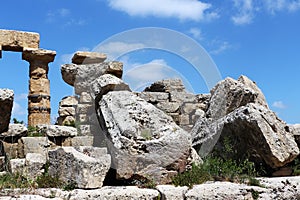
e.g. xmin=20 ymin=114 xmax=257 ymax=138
xmin=22 ymin=48 xmax=56 ymax=126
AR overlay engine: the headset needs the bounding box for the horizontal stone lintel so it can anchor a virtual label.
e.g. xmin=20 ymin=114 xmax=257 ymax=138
xmin=22 ymin=48 xmax=56 ymax=62
xmin=0 ymin=29 xmax=40 ymax=52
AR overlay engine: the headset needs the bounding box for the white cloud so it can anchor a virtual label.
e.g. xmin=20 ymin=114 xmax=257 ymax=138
xmin=188 ymin=28 xmax=203 ymax=40
xmin=12 ymin=102 xmax=26 ymax=116
xmin=46 ymin=8 xmax=86 ymax=26
xmin=58 ymin=8 xmax=71 ymax=17
xmin=60 ymin=53 xmax=73 ymax=64
xmin=210 ymin=41 xmax=232 ymax=55
xmin=264 ymin=0 xmax=300 ymax=13
xmin=231 ymin=0 xmax=255 ymax=25
xmin=272 ymin=101 xmax=287 ymax=109
xmin=94 ymin=42 xmax=146 ymax=60
xmin=107 ymin=0 xmax=217 ymax=21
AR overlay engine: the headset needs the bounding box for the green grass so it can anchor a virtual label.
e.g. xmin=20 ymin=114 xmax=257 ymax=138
xmin=27 ymin=126 xmax=45 ymax=137
xmin=172 ymin=156 xmax=260 ymax=188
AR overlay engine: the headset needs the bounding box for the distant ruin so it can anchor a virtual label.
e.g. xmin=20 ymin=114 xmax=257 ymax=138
xmin=0 ymin=30 xmax=56 ymax=126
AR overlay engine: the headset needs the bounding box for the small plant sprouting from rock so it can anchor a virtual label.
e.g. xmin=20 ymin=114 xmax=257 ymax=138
xmin=141 ymin=129 xmax=152 ymax=140
xmin=12 ymin=118 xmax=24 ymax=124
xmin=27 ymin=126 xmax=44 ymax=137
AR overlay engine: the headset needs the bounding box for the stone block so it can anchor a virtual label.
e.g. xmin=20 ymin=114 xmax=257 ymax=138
xmin=76 ymin=104 xmax=93 ymax=115
xmin=0 ymin=29 xmax=39 ymax=51
xmin=0 ymin=141 xmax=20 ymax=159
xmin=29 ymin=78 xmax=50 ymax=95
xmin=0 ymin=89 xmax=14 ymax=133
xmin=58 ymin=107 xmax=76 ymax=117
xmin=78 ymin=125 xmax=91 ymax=136
xmin=156 ymin=185 xmax=188 ymax=200
xmin=179 ymin=115 xmax=190 ymax=125
xmin=72 ymin=51 xmax=107 ymax=65
xmin=137 ymin=92 xmax=169 ymax=103
xmin=20 ymin=137 xmax=52 ymax=158
xmin=48 ymin=147 xmax=111 ymax=189
xmin=156 ymin=102 xmax=180 ymax=113
xmin=24 ymin=153 xmax=47 ymax=180
xmin=170 ymin=91 xmax=197 ymax=103
xmin=59 ymin=96 xmax=78 ymax=107
xmin=70 ymin=136 xmax=94 ymax=147
xmin=79 ymin=92 xmax=92 ymax=103
xmin=10 ymin=158 xmax=25 ymax=174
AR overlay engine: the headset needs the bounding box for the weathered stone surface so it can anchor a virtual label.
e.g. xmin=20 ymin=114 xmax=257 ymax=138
xmin=22 ymin=48 xmax=56 ymax=63
xmin=97 ymin=91 xmax=192 ymax=184
xmin=291 ymin=124 xmax=300 ymax=148
xmin=59 ymin=96 xmax=78 ymax=107
xmin=0 ymin=156 xmax=5 ymax=171
xmin=156 ymin=102 xmax=180 ymax=113
xmin=156 ymin=185 xmax=188 ymax=200
xmin=238 ymin=75 xmax=269 ymax=108
xmin=20 ymin=137 xmax=52 ymax=158
xmin=10 ymin=158 xmax=25 ymax=174
xmin=72 ymin=51 xmax=107 ymax=65
xmin=79 ymin=92 xmax=92 ymax=103
xmin=0 ymin=29 xmax=39 ymax=52
xmin=68 ymin=186 xmax=159 ymax=200
xmin=0 ymin=195 xmax=63 ymax=200
xmin=0 ymin=124 xmax=27 ymax=141
xmin=24 ymin=153 xmax=46 ymax=180
xmin=185 ymin=182 xmax=266 ymax=200
xmin=37 ymin=125 xmax=77 ymax=137
xmin=28 ymin=113 xmax=51 ymax=126
xmin=69 ymin=136 xmax=94 ymax=147
xmin=170 ymin=92 xmax=197 ymax=103
xmin=91 ymin=74 xmax=131 ymax=101
xmin=0 ymin=89 xmax=14 ymax=133
xmin=0 ymin=141 xmax=20 ymax=159
xmin=144 ymin=79 xmax=185 ymax=93
xmin=58 ymin=107 xmax=76 ymax=117
xmin=61 ymin=62 xmax=123 ymax=92
xmin=29 ymin=78 xmax=50 ymax=95
xmin=56 ymin=116 xmax=76 ymax=126
xmin=137 ymin=92 xmax=169 ymax=103
xmin=206 ymin=77 xmax=262 ymax=119
xmin=61 ymin=64 xmax=77 ymax=86
xmin=192 ymin=103 xmax=299 ymax=168
xmin=48 ymin=147 xmax=111 ymax=189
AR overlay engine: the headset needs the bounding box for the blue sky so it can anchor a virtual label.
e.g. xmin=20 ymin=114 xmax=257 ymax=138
xmin=0 ymin=0 xmax=300 ymax=124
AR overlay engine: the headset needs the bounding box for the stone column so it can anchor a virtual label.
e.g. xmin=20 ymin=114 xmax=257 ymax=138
xmin=22 ymin=48 xmax=56 ymax=126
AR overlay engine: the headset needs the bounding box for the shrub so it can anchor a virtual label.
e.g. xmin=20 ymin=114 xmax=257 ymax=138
xmin=27 ymin=126 xmax=44 ymax=137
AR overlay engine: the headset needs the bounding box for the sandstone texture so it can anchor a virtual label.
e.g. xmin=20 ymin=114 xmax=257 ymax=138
xmin=0 ymin=89 xmax=14 ymax=133
xmin=72 ymin=51 xmax=107 ymax=64
xmin=48 ymin=146 xmax=111 ymax=189
xmin=0 ymin=29 xmax=39 ymax=53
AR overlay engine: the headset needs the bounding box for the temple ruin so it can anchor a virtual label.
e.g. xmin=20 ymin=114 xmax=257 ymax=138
xmin=0 ymin=29 xmax=56 ymax=126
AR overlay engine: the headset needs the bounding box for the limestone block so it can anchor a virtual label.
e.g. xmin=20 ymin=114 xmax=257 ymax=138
xmin=156 ymin=102 xmax=180 ymax=113
xmin=170 ymin=91 xmax=197 ymax=103
xmin=10 ymin=158 xmax=25 ymax=174
xmin=0 ymin=124 xmax=27 ymax=142
xmin=0 ymin=89 xmax=14 ymax=133
xmin=79 ymin=92 xmax=92 ymax=103
xmin=59 ymin=96 xmax=78 ymax=107
xmin=106 ymin=61 xmax=123 ymax=78
xmin=20 ymin=137 xmax=51 ymax=158
xmin=58 ymin=107 xmax=76 ymax=117
xmin=70 ymin=136 xmax=94 ymax=147
xmin=78 ymin=114 xmax=88 ymax=124
xmin=144 ymin=79 xmax=185 ymax=93
xmin=0 ymin=29 xmax=39 ymax=51
xmin=181 ymin=103 xmax=204 ymax=114
xmin=179 ymin=114 xmax=190 ymax=125
xmin=56 ymin=116 xmax=75 ymax=126
xmin=91 ymin=74 xmax=131 ymax=101
xmin=37 ymin=125 xmax=77 ymax=137
xmin=29 ymin=78 xmax=50 ymax=95
xmin=156 ymin=185 xmax=188 ymax=200
xmin=78 ymin=125 xmax=91 ymax=136
xmin=0 ymin=141 xmax=20 ymax=159
xmin=48 ymin=147 xmax=111 ymax=189
xmin=68 ymin=186 xmax=159 ymax=200
xmin=76 ymin=104 xmax=93 ymax=115
xmin=24 ymin=153 xmax=46 ymax=180
xmin=28 ymin=96 xmax=51 ymax=109
xmin=137 ymin=92 xmax=169 ymax=103
xmin=72 ymin=51 xmax=107 ymax=65
xmin=22 ymin=48 xmax=56 ymax=63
